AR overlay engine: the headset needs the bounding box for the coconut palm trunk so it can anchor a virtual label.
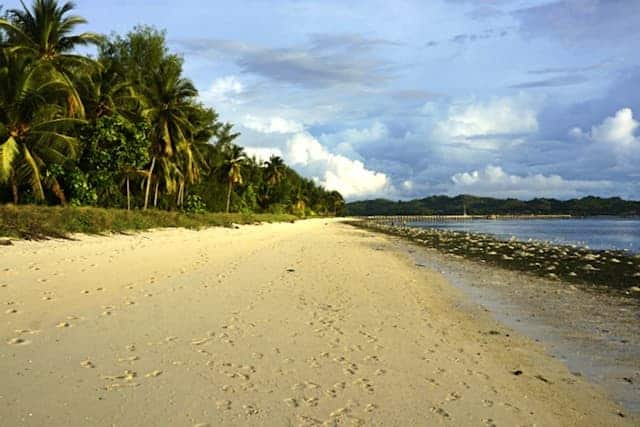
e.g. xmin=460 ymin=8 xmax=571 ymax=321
xmin=143 ymin=156 xmax=156 ymax=210
xmin=10 ymin=174 xmax=18 ymax=204
xmin=226 ymin=180 xmax=233 ymax=213
xmin=126 ymin=176 xmax=131 ymax=210
xmin=154 ymin=181 xmax=159 ymax=208
xmin=177 ymin=182 xmax=184 ymax=207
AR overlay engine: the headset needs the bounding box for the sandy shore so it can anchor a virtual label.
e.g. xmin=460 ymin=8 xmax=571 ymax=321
xmin=0 ymin=219 xmax=634 ymax=426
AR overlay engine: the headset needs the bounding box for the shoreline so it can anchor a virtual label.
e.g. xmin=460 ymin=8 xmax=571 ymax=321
xmin=348 ymin=220 xmax=640 ymax=413
xmin=382 ymin=234 xmax=640 ymax=415
xmin=350 ymin=219 xmax=640 ymax=298
xmin=1 ymin=219 xmax=635 ymax=425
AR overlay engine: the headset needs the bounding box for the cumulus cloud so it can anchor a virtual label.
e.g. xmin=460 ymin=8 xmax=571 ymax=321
xmin=450 ymin=165 xmax=614 ymax=199
xmin=244 ymin=146 xmax=284 ymax=162
xmin=242 ymin=114 xmax=305 ymax=134
xmin=320 ymin=122 xmax=388 ymax=147
xmin=590 ymin=108 xmax=639 ymax=146
xmin=436 ymin=95 xmax=539 ymax=140
xmin=570 ymin=107 xmax=640 ymax=164
xmin=199 ymin=75 xmax=244 ymax=104
xmin=286 ymin=133 xmax=390 ymax=199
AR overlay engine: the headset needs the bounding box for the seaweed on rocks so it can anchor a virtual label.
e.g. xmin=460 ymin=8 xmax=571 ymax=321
xmin=349 ymin=220 xmax=640 ymax=299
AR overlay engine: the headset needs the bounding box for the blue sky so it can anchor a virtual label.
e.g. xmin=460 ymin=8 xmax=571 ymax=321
xmin=6 ymin=0 xmax=640 ymax=200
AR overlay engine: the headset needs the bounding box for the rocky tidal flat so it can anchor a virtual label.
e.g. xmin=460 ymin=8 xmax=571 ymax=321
xmin=353 ymin=220 xmax=640 ymax=298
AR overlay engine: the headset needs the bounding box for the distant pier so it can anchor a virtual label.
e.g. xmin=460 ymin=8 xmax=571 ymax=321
xmin=363 ymin=214 xmax=572 ymax=225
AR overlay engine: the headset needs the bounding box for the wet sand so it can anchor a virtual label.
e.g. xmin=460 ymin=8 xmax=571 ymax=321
xmin=392 ymin=236 xmax=640 ymax=414
xmin=0 ymin=219 xmax=635 ymax=426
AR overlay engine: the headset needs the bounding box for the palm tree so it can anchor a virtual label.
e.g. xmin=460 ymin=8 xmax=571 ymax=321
xmin=327 ymin=191 xmax=345 ymax=216
xmin=221 ymin=144 xmax=245 ymax=213
xmin=0 ymin=53 xmax=83 ymax=203
xmin=75 ymin=59 xmax=136 ymax=121
xmin=264 ymin=155 xmax=285 ymax=186
xmin=0 ymin=0 xmax=103 ymax=117
xmin=293 ymin=186 xmax=308 ymax=215
xmin=139 ymin=60 xmax=197 ymax=209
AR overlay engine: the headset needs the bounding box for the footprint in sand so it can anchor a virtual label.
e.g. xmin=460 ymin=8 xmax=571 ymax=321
xmin=353 ymin=378 xmax=374 ymax=393
xmin=303 ymin=397 xmax=319 ymax=407
xmin=446 ymin=391 xmax=461 ymax=401
xmin=5 ymin=308 xmax=18 ymax=314
xmin=216 ymin=400 xmax=232 ymax=410
xmin=430 ymin=406 xmax=450 ymax=419
xmin=283 ymin=397 xmax=299 ymax=408
xmin=482 ymin=418 xmax=497 ymax=427
xmin=365 ymin=403 xmax=377 ymax=412
xmin=329 ymin=407 xmax=350 ymax=418
xmin=80 ymin=360 xmax=95 ymax=368
xmin=6 ymin=337 xmax=30 ymax=345
xmin=145 ymin=370 xmax=162 ymax=378
xmin=103 ymin=370 xmax=137 ymax=381
xmin=56 ymin=322 xmax=70 ymax=328
xmin=220 ymin=384 xmax=234 ymax=393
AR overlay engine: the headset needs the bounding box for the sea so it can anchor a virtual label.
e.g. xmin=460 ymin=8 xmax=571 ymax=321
xmin=408 ymin=217 xmax=640 ymax=254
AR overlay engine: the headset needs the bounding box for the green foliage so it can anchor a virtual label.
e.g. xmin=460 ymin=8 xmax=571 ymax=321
xmin=0 ymin=204 xmax=297 ymax=239
xmin=78 ymin=114 xmax=149 ymax=207
xmin=0 ymin=1 xmax=343 ymax=221
xmin=184 ymin=194 xmax=206 ymax=214
xmin=345 ymin=195 xmax=640 ymax=216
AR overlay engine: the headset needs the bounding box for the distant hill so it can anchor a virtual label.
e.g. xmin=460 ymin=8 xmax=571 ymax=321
xmin=345 ymin=195 xmax=640 ymax=217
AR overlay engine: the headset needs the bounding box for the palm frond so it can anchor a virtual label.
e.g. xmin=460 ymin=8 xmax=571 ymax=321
xmin=0 ymin=136 xmax=19 ymax=183
xmin=20 ymin=145 xmax=45 ymax=200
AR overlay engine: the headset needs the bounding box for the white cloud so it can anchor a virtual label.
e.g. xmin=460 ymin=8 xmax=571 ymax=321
xmin=200 ymin=76 xmax=244 ymax=104
xmin=242 ymin=114 xmax=305 ymax=134
xmin=321 ymin=122 xmax=388 ymax=145
xmin=285 ymin=133 xmax=390 ymax=199
xmin=244 ymin=146 xmax=284 ymax=162
xmin=568 ymin=107 xmax=640 ymax=171
xmin=450 ymin=165 xmax=613 ymax=199
xmin=589 ymin=107 xmax=638 ymax=146
xmin=436 ymin=95 xmax=539 ymax=139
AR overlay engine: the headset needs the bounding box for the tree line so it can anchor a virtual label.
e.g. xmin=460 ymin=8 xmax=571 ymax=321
xmin=346 ymin=195 xmax=640 ymax=217
xmin=0 ymin=0 xmax=345 ymax=216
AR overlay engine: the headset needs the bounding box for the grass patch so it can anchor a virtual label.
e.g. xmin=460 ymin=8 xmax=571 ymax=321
xmin=350 ymin=220 xmax=640 ymax=298
xmin=0 ymin=205 xmax=298 ymax=240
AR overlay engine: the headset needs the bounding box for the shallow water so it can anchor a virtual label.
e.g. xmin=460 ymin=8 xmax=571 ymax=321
xmin=409 ymin=218 xmax=640 ymax=253
xmin=399 ymin=242 xmax=640 ymax=415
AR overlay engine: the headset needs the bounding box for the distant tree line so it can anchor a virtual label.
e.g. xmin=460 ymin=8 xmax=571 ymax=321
xmin=0 ymin=0 xmax=344 ymax=216
xmin=346 ymin=195 xmax=640 ymax=217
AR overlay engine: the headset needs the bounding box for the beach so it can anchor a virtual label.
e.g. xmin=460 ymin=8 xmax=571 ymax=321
xmin=0 ymin=219 xmax=634 ymax=426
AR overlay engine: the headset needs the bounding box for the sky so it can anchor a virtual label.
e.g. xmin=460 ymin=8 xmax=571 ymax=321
xmin=6 ymin=0 xmax=640 ymax=201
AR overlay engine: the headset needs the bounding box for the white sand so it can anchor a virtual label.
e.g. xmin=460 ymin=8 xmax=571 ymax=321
xmin=0 ymin=219 xmax=633 ymax=426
